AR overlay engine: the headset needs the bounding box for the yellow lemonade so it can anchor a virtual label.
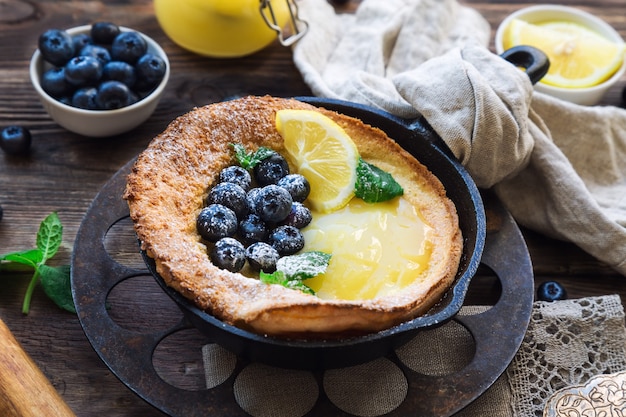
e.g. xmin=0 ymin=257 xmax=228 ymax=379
xmin=154 ymin=0 xmax=289 ymax=57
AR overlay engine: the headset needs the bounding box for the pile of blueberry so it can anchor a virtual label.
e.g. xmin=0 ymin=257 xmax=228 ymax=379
xmin=197 ymin=150 xmax=313 ymax=273
xmin=37 ymin=22 xmax=166 ymax=110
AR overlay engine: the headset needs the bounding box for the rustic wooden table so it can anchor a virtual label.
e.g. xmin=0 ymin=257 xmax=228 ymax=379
xmin=0 ymin=0 xmax=624 ymax=416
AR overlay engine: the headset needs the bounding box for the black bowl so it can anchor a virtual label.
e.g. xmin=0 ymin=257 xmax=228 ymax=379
xmin=145 ymin=97 xmax=486 ymax=370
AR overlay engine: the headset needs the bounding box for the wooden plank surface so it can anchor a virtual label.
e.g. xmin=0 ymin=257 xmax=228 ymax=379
xmin=0 ymin=0 xmax=624 ymax=416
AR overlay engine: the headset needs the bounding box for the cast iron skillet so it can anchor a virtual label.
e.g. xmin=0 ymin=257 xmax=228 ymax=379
xmin=145 ymin=46 xmax=549 ymax=370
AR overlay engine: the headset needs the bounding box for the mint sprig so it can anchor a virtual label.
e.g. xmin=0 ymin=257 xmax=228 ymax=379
xmin=260 ymin=251 xmax=331 ymax=295
xmin=0 ymin=212 xmax=75 ymax=314
xmin=231 ymin=143 xmax=275 ymax=170
xmin=355 ymin=158 xmax=404 ymax=203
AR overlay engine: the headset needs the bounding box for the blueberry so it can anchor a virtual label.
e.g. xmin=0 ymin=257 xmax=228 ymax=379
xmin=277 ymin=174 xmax=310 ymax=203
xmin=102 ymin=61 xmax=137 ymax=87
xmin=96 ymin=80 xmax=135 ymax=110
xmin=72 ymin=33 xmax=92 ymax=54
xmin=71 ymin=87 xmax=99 ymax=110
xmin=38 ymin=29 xmax=74 ymax=66
xmin=238 ymin=213 xmax=269 ymax=245
xmin=254 ymin=152 xmax=289 ymax=185
xmin=0 ymin=205 xmax=3 ymax=222
xmin=255 ymin=184 xmax=293 ymax=223
xmin=281 ymin=202 xmax=312 ymax=229
xmin=111 ymin=31 xmax=147 ymax=64
xmin=135 ymin=53 xmax=166 ymax=90
xmin=79 ymin=44 xmax=111 ymax=65
xmin=90 ymin=22 xmax=121 ymax=44
xmin=207 ymin=182 xmax=249 ymax=219
xmin=41 ymin=67 xmax=73 ymax=98
xmin=1 ymin=126 xmax=32 ymax=155
xmin=210 ymin=237 xmax=246 ymax=272
xmin=219 ymin=165 xmax=251 ymax=191
xmin=246 ymin=187 xmax=262 ymax=215
xmin=58 ymin=96 xmax=72 ymax=106
xmin=64 ymin=56 xmax=103 ymax=87
xmin=269 ymin=225 xmax=305 ymax=255
xmin=246 ymin=242 xmax=280 ymax=272
xmin=536 ymin=281 xmax=567 ymax=302
xmin=197 ymin=204 xmax=238 ymax=242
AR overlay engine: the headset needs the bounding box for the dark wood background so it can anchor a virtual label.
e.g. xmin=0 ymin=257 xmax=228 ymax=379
xmin=0 ymin=0 xmax=624 ymax=416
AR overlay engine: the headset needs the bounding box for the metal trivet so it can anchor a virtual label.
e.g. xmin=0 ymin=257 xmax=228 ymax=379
xmin=72 ymin=158 xmax=534 ymax=417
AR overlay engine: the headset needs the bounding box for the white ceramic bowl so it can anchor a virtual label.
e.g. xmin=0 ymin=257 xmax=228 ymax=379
xmin=30 ymin=25 xmax=170 ymax=137
xmin=495 ymin=5 xmax=626 ymax=105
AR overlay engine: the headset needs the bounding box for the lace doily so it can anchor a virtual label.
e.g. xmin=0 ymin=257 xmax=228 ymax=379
xmin=507 ymin=295 xmax=626 ymax=417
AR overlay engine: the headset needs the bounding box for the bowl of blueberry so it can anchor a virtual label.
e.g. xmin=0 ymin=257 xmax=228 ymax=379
xmin=30 ymin=22 xmax=169 ymax=137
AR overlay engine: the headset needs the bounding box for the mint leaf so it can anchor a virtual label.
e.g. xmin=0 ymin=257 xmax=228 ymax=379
xmin=39 ymin=264 xmax=75 ymax=313
xmin=259 ymin=251 xmax=331 ymax=295
xmin=231 ymin=144 xmax=275 ymax=170
xmin=260 ymin=270 xmax=315 ymax=295
xmin=1 ymin=249 xmax=44 ymax=268
xmin=0 ymin=212 xmax=71 ymax=315
xmin=275 ymin=251 xmax=332 ymax=281
xmin=355 ymin=158 xmax=404 ymax=203
xmin=36 ymin=212 xmax=63 ymax=261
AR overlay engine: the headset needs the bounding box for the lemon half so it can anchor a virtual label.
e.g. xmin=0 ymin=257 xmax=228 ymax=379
xmin=276 ymin=109 xmax=359 ymax=213
xmin=504 ymin=19 xmax=625 ymax=88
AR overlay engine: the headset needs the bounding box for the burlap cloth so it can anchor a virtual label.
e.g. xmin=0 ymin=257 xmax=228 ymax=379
xmin=291 ymin=0 xmax=626 ymax=275
xmin=202 ymin=296 xmax=626 ymax=416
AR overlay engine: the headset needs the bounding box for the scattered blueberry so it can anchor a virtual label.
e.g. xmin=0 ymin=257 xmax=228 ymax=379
xmin=238 ymin=213 xmax=269 ymax=245
xmin=64 ymin=55 xmax=103 ymax=87
xmin=111 ymin=31 xmax=148 ymax=64
xmin=281 ymin=202 xmax=312 ymax=229
xmin=135 ymin=53 xmax=166 ymax=90
xmin=102 ymin=61 xmax=137 ymax=87
xmin=71 ymin=87 xmax=99 ymax=110
xmin=91 ymin=22 xmax=121 ymax=44
xmin=210 ymin=237 xmax=246 ymax=272
xmin=536 ymin=281 xmax=567 ymax=302
xmin=79 ymin=44 xmax=111 ymax=65
xmin=196 ymin=204 xmax=238 ymax=242
xmin=207 ymin=182 xmax=249 ymax=219
xmin=246 ymin=242 xmax=280 ymax=272
xmin=219 ymin=165 xmax=251 ymax=191
xmin=255 ymin=184 xmax=293 ymax=223
xmin=269 ymin=225 xmax=305 ymax=255
xmin=41 ymin=67 xmax=72 ymax=98
xmin=38 ymin=28 xmax=74 ymax=66
xmin=278 ymin=174 xmax=310 ymax=202
xmin=254 ymin=152 xmax=289 ymax=186
xmin=1 ymin=126 xmax=32 ymax=155
xmin=96 ymin=80 xmax=135 ymax=110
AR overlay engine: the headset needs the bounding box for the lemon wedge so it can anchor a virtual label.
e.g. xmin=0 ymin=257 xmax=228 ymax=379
xmin=276 ymin=109 xmax=359 ymax=213
xmin=504 ymin=19 xmax=625 ymax=88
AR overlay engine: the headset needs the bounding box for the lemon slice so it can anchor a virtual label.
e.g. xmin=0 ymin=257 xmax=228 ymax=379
xmin=504 ymin=19 xmax=625 ymax=88
xmin=276 ymin=109 xmax=359 ymax=213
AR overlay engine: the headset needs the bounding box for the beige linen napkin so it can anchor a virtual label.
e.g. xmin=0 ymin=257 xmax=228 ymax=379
xmin=292 ymin=0 xmax=626 ymax=275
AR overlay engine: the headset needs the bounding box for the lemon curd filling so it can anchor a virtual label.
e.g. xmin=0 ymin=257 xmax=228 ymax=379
xmin=302 ymin=196 xmax=433 ymax=300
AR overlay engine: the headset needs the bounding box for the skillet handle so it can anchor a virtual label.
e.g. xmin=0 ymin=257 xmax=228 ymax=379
xmin=499 ymin=45 xmax=550 ymax=85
